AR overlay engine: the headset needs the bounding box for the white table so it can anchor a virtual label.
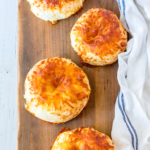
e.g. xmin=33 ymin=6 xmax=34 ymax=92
xmin=0 ymin=0 xmax=18 ymax=149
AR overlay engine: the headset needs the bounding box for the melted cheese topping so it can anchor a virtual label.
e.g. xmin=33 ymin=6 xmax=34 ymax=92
xmin=51 ymin=127 xmax=115 ymax=150
xmin=27 ymin=0 xmax=84 ymax=22
xmin=24 ymin=57 xmax=91 ymax=124
xmin=71 ymin=8 xmax=127 ymax=65
xmin=41 ymin=0 xmax=76 ymax=7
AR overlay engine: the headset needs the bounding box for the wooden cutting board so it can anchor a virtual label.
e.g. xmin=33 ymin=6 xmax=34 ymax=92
xmin=18 ymin=0 xmax=120 ymax=149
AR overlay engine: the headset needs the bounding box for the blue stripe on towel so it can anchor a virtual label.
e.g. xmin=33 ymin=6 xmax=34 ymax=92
xmin=122 ymin=0 xmax=130 ymax=29
xmin=116 ymin=0 xmax=121 ymax=10
xmin=117 ymin=0 xmax=130 ymax=29
xmin=118 ymin=91 xmax=135 ymax=149
xmin=121 ymin=93 xmax=139 ymax=150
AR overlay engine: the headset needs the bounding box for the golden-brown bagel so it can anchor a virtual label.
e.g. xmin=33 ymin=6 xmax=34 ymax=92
xmin=70 ymin=8 xmax=127 ymax=66
xmin=27 ymin=0 xmax=85 ymax=23
xmin=24 ymin=57 xmax=91 ymax=124
xmin=51 ymin=127 xmax=115 ymax=150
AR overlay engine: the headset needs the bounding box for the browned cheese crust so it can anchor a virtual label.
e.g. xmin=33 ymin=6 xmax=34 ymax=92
xmin=24 ymin=57 xmax=91 ymax=123
xmin=71 ymin=8 xmax=127 ymax=65
xmin=51 ymin=127 xmax=115 ymax=150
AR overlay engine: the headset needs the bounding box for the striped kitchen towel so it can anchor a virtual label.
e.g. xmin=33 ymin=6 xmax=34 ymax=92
xmin=112 ymin=0 xmax=150 ymax=150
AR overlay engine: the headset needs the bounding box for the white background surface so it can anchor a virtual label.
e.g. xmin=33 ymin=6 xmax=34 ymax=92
xmin=0 ymin=0 xmax=18 ymax=149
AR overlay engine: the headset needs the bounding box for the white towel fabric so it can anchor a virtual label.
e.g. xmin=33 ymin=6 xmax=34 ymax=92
xmin=112 ymin=0 xmax=150 ymax=150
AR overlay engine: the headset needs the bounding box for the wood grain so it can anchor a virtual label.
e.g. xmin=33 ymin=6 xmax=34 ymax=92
xmin=18 ymin=0 xmax=120 ymax=149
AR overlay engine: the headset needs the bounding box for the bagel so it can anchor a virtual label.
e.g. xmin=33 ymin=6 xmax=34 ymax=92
xmin=24 ymin=57 xmax=91 ymax=124
xmin=51 ymin=127 xmax=115 ymax=150
xmin=27 ymin=0 xmax=85 ymax=24
xmin=70 ymin=8 xmax=127 ymax=66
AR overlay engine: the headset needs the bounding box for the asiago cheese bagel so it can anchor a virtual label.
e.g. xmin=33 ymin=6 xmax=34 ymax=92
xmin=70 ymin=8 xmax=127 ymax=66
xmin=51 ymin=127 xmax=115 ymax=150
xmin=24 ymin=57 xmax=91 ymax=124
xmin=27 ymin=0 xmax=85 ymax=24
